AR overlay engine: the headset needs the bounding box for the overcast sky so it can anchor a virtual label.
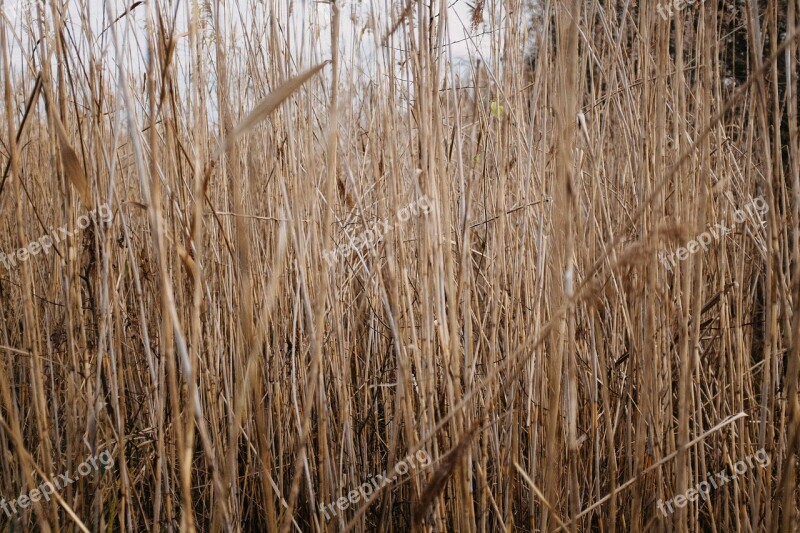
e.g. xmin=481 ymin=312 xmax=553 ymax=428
xmin=1 ymin=0 xmax=504 ymax=127
xmin=2 ymin=0 xmax=500 ymax=74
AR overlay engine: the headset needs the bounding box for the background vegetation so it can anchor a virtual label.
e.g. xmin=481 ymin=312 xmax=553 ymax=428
xmin=0 ymin=0 xmax=798 ymax=530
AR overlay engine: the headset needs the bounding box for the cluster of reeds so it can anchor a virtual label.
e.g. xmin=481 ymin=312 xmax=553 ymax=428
xmin=0 ymin=0 xmax=797 ymax=530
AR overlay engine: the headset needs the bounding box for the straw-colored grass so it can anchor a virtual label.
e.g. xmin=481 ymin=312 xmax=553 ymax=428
xmin=0 ymin=0 xmax=798 ymax=531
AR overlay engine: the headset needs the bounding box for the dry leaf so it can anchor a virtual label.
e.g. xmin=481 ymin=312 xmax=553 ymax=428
xmin=53 ymin=115 xmax=92 ymax=210
xmin=219 ymin=62 xmax=329 ymax=154
xmin=177 ymin=243 xmax=197 ymax=281
xmin=126 ymin=200 xmax=148 ymax=210
xmin=413 ymin=423 xmax=480 ymax=526
xmin=381 ymin=0 xmax=415 ymax=46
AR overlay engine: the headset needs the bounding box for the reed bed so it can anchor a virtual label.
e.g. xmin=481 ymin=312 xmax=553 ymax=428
xmin=0 ymin=0 xmax=798 ymax=531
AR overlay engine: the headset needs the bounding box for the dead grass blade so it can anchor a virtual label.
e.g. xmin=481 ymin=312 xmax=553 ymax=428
xmin=571 ymin=412 xmax=748 ymax=523
xmin=218 ymin=62 xmax=329 ymax=155
xmin=381 ymin=0 xmax=416 ymax=46
xmin=53 ymin=114 xmax=92 ymax=210
xmin=413 ymin=423 xmax=480 ymax=526
xmin=514 ymin=462 xmax=570 ymax=532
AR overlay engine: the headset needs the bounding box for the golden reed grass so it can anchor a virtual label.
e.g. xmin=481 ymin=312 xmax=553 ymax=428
xmin=0 ymin=0 xmax=798 ymax=531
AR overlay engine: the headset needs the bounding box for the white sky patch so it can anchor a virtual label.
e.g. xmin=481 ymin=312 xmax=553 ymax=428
xmin=284 ymin=0 xmax=497 ymax=68
xmin=2 ymin=0 xmax=498 ymax=76
xmin=1 ymin=0 xmax=503 ymax=127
